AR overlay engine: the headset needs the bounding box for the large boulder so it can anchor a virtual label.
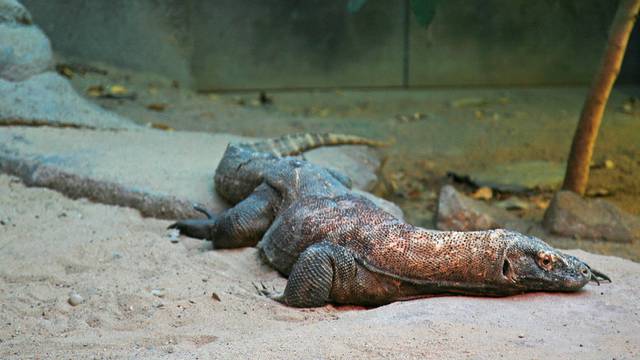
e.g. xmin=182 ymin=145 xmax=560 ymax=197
xmin=0 ymin=127 xmax=401 ymax=220
xmin=0 ymin=0 xmax=52 ymax=81
xmin=543 ymin=190 xmax=640 ymax=243
xmin=0 ymin=72 xmax=137 ymax=129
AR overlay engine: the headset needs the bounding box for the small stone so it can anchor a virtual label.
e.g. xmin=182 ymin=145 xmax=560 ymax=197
xmin=151 ymin=288 xmax=166 ymax=298
xmin=68 ymin=292 xmax=84 ymax=306
xmin=470 ymin=186 xmax=493 ymax=201
xmin=167 ymin=228 xmax=180 ymax=243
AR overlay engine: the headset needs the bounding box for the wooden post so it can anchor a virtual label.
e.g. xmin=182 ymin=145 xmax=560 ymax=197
xmin=562 ymin=0 xmax=640 ymax=195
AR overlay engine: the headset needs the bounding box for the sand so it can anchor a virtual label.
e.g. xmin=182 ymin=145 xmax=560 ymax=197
xmin=1 ymin=174 xmax=639 ymax=359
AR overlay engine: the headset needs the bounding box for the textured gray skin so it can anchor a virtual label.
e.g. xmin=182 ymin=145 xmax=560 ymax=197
xmin=170 ymin=133 xmax=610 ymax=308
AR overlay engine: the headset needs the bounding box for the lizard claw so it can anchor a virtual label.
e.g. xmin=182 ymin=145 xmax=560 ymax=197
xmin=167 ymin=205 xmax=218 ymax=240
xmin=252 ymin=281 xmax=284 ymax=302
xmin=192 ymin=203 xmax=215 ymax=219
xmin=589 ymin=267 xmax=611 ymax=285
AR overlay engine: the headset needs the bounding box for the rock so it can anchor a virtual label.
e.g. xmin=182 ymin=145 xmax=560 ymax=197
xmin=0 ymin=0 xmax=53 ymax=82
xmin=0 ymin=127 xmax=391 ymax=220
xmin=0 ymin=23 xmax=52 ymax=81
xmin=543 ymin=190 xmax=640 ymax=243
xmin=0 ymin=72 xmax=137 ymax=128
xmin=306 ymin=145 xmax=380 ymax=192
xmin=167 ymin=228 xmax=180 ymax=243
xmin=0 ymin=0 xmax=32 ymax=24
xmin=68 ymin=291 xmax=83 ymax=306
xmin=353 ymin=189 xmax=404 ymax=220
xmin=436 ymin=185 xmax=527 ymax=232
xmin=465 ymin=161 xmax=565 ymax=193
xmin=151 ymin=288 xmax=165 ymax=298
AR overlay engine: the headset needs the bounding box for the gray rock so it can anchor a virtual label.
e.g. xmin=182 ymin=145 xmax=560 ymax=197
xmin=467 ymin=160 xmax=565 ymax=193
xmin=306 ymin=145 xmax=380 ymax=192
xmin=436 ymin=185 xmax=527 ymax=232
xmin=0 ymin=127 xmax=391 ymax=220
xmin=0 ymin=72 xmax=137 ymax=128
xmin=543 ymin=190 xmax=640 ymax=243
xmin=353 ymin=189 xmax=404 ymax=220
xmin=0 ymin=0 xmax=32 ymax=24
xmin=0 ymin=23 xmax=52 ymax=81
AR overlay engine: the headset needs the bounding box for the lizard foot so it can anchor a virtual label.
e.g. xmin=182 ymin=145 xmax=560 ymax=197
xmin=167 ymin=204 xmax=218 ymax=240
xmin=252 ymin=281 xmax=285 ymax=303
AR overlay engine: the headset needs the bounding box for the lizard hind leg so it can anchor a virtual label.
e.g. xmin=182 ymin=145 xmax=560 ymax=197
xmin=273 ymin=242 xmax=356 ymax=308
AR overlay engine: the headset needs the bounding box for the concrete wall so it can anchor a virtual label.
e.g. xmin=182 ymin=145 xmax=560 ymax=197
xmin=21 ymin=0 xmax=639 ymax=90
xmin=22 ymin=0 xmax=194 ymax=87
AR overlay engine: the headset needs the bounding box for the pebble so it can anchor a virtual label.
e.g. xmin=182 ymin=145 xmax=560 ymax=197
xmin=151 ymin=288 xmax=166 ymax=298
xmin=167 ymin=229 xmax=180 ymax=243
xmin=68 ymin=292 xmax=84 ymax=306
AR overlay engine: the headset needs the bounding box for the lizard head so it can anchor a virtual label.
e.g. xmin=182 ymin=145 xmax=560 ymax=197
xmin=499 ymin=231 xmax=610 ymax=292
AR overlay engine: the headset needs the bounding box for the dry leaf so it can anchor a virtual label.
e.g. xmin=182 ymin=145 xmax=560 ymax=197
xmin=604 ymin=159 xmax=615 ymax=169
xmin=109 ymin=85 xmax=128 ymax=95
xmin=146 ymin=103 xmax=168 ymax=112
xmin=530 ymin=196 xmax=550 ymax=210
xmin=146 ymin=122 xmax=174 ymax=131
xmin=86 ymin=85 xmax=104 ymax=97
xmin=471 ymin=186 xmax=493 ymax=200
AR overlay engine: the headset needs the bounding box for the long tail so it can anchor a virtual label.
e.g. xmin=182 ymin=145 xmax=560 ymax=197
xmin=239 ymin=133 xmax=389 ymax=157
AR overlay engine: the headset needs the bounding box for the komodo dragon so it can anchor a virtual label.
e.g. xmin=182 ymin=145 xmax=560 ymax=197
xmin=169 ymin=133 xmax=610 ymax=307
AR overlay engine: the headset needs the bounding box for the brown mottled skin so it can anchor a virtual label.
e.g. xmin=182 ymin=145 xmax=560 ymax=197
xmin=170 ymin=133 xmax=610 ymax=307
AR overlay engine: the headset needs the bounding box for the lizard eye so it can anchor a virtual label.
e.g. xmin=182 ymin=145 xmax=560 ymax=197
xmin=537 ymin=252 xmax=554 ymax=271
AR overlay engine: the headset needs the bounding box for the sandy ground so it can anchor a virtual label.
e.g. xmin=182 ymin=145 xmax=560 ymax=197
xmin=1 ymin=174 xmax=639 ymax=359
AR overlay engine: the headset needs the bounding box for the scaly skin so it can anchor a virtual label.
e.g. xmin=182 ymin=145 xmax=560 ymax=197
xmin=170 ymin=133 xmax=610 ymax=307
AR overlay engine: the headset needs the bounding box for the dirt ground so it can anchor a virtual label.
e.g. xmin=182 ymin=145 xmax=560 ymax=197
xmin=1 ymin=174 xmax=638 ymax=359
xmin=60 ymin=62 xmax=640 ymax=261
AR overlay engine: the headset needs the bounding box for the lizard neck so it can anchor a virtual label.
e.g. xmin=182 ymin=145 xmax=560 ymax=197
xmin=359 ymin=226 xmax=514 ymax=289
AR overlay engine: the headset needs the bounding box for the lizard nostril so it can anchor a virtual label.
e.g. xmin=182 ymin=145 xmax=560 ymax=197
xmin=502 ymin=259 xmax=511 ymax=278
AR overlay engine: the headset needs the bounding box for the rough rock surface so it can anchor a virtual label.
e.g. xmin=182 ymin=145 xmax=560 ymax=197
xmin=0 ymin=72 xmax=137 ymax=128
xmin=0 ymin=0 xmax=52 ymax=81
xmin=436 ymin=184 xmax=527 ymax=232
xmin=0 ymin=0 xmax=31 ymax=24
xmin=543 ymin=190 xmax=640 ymax=243
xmin=1 ymin=174 xmax=637 ymax=359
xmin=0 ymin=126 xmax=403 ymax=220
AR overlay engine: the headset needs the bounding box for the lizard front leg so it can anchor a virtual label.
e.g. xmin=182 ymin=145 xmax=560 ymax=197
xmin=268 ymin=242 xmax=358 ymax=307
xmin=169 ymin=183 xmax=280 ymax=248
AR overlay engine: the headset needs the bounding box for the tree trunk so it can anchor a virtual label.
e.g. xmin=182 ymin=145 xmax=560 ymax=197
xmin=562 ymin=0 xmax=640 ymax=195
